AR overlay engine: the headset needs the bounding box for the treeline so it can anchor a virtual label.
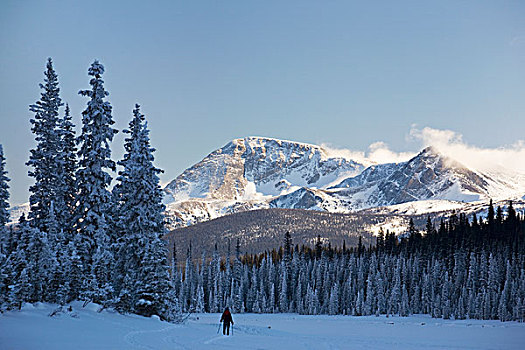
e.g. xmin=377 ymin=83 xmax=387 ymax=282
xmin=175 ymin=202 xmax=525 ymax=321
xmin=0 ymin=59 xmax=179 ymax=321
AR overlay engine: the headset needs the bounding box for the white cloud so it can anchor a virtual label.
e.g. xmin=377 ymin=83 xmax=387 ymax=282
xmin=409 ymin=126 xmax=525 ymax=174
xmin=367 ymin=142 xmax=415 ymax=164
xmin=321 ymin=142 xmax=414 ymax=166
xmin=319 ymin=145 xmax=368 ymax=164
xmin=322 ymin=126 xmax=525 ymax=175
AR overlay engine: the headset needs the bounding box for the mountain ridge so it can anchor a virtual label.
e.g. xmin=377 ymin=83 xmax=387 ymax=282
xmin=162 ymin=137 xmax=525 ymax=229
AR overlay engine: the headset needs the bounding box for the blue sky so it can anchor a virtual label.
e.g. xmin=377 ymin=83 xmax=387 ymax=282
xmin=1 ymin=0 xmax=524 ymax=205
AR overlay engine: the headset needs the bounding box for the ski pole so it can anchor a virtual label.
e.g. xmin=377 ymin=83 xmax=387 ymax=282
xmin=232 ymin=324 xmax=234 ymax=336
xmin=217 ymin=321 xmax=221 ymax=334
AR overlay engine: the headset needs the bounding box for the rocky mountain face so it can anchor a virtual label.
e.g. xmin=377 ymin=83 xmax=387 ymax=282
xmin=163 ymin=137 xmax=525 ymax=229
xmin=163 ymin=137 xmax=363 ymax=227
xmin=328 ymin=146 xmax=498 ymax=208
xmin=164 ymin=137 xmax=363 ymax=201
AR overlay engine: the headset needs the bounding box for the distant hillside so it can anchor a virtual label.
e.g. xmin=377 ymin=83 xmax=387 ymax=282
xmin=166 ymin=208 xmax=385 ymax=259
xmin=165 ymin=199 xmax=525 ymax=259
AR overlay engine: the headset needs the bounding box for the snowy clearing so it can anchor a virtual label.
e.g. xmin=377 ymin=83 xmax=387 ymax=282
xmin=1 ymin=303 xmax=524 ymax=350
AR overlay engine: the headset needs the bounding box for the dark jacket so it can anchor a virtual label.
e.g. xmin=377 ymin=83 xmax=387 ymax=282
xmin=220 ymin=309 xmax=234 ymax=325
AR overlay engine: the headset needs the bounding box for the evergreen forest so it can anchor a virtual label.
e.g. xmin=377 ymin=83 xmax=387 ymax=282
xmin=174 ymin=202 xmax=525 ymax=322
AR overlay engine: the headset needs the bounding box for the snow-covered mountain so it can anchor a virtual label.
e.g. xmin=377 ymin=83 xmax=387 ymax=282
xmin=162 ymin=137 xmax=525 ymax=229
xmin=164 ymin=137 xmax=363 ymax=202
xmin=8 ymin=202 xmax=30 ymax=225
xmin=328 ymin=146 xmax=520 ymax=207
xmin=163 ymin=137 xmax=364 ymax=227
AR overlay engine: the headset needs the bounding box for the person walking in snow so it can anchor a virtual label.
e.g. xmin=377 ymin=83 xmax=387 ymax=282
xmin=220 ymin=307 xmax=234 ymax=335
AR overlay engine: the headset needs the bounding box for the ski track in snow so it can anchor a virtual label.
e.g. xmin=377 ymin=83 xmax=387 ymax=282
xmin=124 ymin=324 xmax=184 ymax=350
xmin=203 ymin=335 xmax=225 ymax=345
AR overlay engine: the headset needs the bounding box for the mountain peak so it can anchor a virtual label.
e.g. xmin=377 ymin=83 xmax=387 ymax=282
xmin=413 ymin=146 xmax=469 ymax=172
xmin=419 ymin=146 xmax=441 ymax=157
xmin=229 ymin=136 xmax=321 ymax=151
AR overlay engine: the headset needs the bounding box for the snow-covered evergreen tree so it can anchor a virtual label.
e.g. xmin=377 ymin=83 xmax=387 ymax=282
xmin=55 ymin=104 xmax=77 ymax=238
xmin=0 ymin=145 xmax=9 ymax=231
xmin=113 ymin=104 xmax=180 ymax=321
xmin=0 ymin=145 xmax=9 ymax=309
xmin=279 ymin=265 xmax=288 ymax=312
xmin=329 ymin=283 xmax=340 ymax=315
xmin=6 ymin=215 xmax=55 ymax=306
xmin=26 ymin=221 xmax=56 ymax=303
xmin=74 ymin=61 xmax=118 ymax=301
xmin=27 ymin=58 xmax=63 ymax=233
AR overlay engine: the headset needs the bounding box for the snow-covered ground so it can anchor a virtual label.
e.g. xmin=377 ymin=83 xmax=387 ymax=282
xmin=1 ymin=303 xmax=524 ymax=349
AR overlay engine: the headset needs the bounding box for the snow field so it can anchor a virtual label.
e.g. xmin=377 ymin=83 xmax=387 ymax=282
xmin=1 ymin=303 xmax=524 ymax=350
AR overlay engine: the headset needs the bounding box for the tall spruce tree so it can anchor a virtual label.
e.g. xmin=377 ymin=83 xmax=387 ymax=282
xmin=55 ymin=104 xmax=77 ymax=238
xmin=0 ymin=145 xmax=9 ymax=230
xmin=27 ymin=58 xmax=63 ymax=232
xmin=74 ymin=61 xmax=118 ymax=301
xmin=6 ymin=214 xmax=55 ymax=306
xmin=113 ymin=104 xmax=179 ymax=321
xmin=0 ymin=145 xmax=10 ymax=309
xmin=488 ymin=199 xmax=495 ymax=227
